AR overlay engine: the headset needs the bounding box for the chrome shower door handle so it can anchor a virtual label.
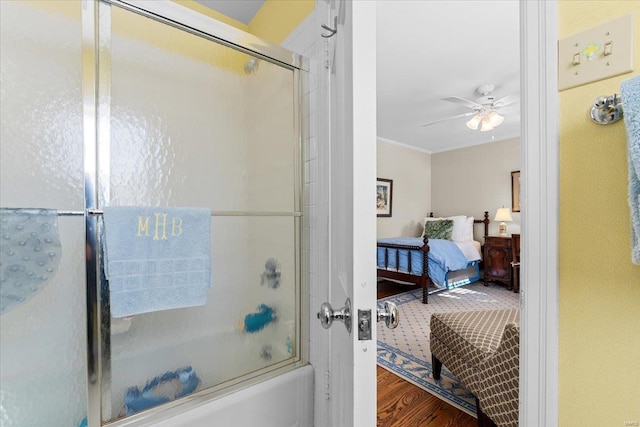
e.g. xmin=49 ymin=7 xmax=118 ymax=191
xmin=317 ymin=298 xmax=351 ymax=333
xmin=376 ymin=301 xmax=399 ymax=329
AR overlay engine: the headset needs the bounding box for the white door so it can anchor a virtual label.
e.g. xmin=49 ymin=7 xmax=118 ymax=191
xmin=312 ymin=1 xmax=379 ymax=426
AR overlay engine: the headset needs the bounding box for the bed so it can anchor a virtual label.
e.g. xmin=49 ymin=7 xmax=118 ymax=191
xmin=376 ymin=212 xmax=490 ymax=304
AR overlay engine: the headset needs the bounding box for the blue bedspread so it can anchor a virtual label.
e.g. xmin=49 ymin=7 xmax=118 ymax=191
xmin=376 ymin=237 xmax=468 ymax=286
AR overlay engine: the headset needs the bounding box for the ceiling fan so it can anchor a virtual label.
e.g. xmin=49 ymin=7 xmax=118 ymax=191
xmin=420 ymin=84 xmax=519 ymax=131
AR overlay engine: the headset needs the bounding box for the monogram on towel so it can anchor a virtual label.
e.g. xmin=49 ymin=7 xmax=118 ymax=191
xmin=136 ymin=212 xmax=186 ymax=240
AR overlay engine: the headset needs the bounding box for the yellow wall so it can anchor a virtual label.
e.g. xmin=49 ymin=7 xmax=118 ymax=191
xmin=558 ymin=2 xmax=640 ymax=426
xmin=112 ymin=0 xmax=314 ymax=76
xmin=174 ymin=0 xmax=248 ymax=30
xmin=179 ymin=0 xmax=315 ymax=45
xmin=170 ymin=0 xmax=314 ymax=72
xmin=249 ymin=0 xmax=315 ymax=45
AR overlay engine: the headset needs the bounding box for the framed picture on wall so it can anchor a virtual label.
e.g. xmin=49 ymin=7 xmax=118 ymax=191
xmin=376 ymin=178 xmax=393 ymax=217
xmin=511 ymin=170 xmax=521 ymax=212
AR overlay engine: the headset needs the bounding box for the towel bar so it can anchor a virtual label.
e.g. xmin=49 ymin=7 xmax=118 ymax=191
xmin=5 ymin=209 xmax=302 ymax=217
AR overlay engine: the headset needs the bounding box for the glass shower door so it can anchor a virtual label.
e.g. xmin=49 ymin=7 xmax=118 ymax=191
xmin=0 ymin=2 xmax=87 ymax=427
xmin=95 ymin=2 xmax=303 ymax=422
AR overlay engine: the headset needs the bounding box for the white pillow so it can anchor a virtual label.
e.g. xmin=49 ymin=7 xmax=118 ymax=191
xmin=446 ymin=215 xmax=468 ymax=242
xmin=465 ymin=216 xmax=475 ymax=241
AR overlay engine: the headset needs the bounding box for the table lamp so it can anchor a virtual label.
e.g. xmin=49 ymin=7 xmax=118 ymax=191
xmin=494 ymin=208 xmax=513 ymax=236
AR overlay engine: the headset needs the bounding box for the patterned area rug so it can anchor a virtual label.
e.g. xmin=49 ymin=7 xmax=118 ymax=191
xmin=377 ymin=283 xmax=520 ymax=416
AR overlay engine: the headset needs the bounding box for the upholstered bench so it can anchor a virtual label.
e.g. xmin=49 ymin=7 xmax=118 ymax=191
xmin=430 ymin=308 xmax=519 ymax=427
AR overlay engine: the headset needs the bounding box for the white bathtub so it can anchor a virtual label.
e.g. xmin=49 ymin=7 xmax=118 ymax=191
xmin=151 ymin=365 xmax=314 ymax=427
xmin=102 ymin=303 xmax=310 ymax=426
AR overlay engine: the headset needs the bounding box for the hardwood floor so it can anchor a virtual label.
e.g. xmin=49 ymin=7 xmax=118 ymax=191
xmin=377 ymin=281 xmax=477 ymax=427
xmin=377 ymin=366 xmax=477 ymax=427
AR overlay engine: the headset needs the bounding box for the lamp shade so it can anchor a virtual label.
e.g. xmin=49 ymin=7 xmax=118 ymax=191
xmin=466 ymin=115 xmax=482 ymax=130
xmin=494 ymin=208 xmax=513 ymax=222
xmin=487 ymin=111 xmax=504 ymax=127
xmin=466 ymin=111 xmax=505 ymax=132
xmin=479 ymin=119 xmax=493 ymax=132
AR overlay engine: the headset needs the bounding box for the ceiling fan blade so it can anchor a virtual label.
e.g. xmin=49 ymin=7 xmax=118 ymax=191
xmin=493 ymin=93 xmax=519 ymax=108
xmin=442 ymin=96 xmax=482 ymax=109
xmin=419 ymin=111 xmax=475 ymax=127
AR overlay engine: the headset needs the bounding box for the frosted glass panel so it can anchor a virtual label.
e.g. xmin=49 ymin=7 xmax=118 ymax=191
xmin=108 ymin=216 xmax=297 ymax=420
xmin=100 ymin=5 xmax=300 ymax=421
xmin=0 ymin=2 xmax=87 ymax=427
xmin=0 ymin=1 xmax=84 ymax=210
xmin=106 ymin=6 xmax=296 ymax=212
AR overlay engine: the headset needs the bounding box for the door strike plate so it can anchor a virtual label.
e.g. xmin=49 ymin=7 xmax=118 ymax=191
xmin=358 ymin=309 xmax=372 ymax=340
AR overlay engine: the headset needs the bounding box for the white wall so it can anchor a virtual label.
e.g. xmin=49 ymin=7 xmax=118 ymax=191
xmin=431 ymin=137 xmax=521 ymax=239
xmin=376 ymin=138 xmax=431 ymax=238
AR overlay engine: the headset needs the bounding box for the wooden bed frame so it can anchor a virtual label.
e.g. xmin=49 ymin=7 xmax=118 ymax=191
xmin=377 ymin=211 xmax=490 ymax=304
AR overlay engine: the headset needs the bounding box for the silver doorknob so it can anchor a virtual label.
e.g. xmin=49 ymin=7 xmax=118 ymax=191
xmin=317 ymin=298 xmax=351 ymax=333
xmin=376 ymin=301 xmax=399 ymax=329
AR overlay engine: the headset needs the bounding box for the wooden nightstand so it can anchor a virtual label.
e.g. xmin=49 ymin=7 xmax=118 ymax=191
xmin=483 ymin=235 xmax=513 ymax=290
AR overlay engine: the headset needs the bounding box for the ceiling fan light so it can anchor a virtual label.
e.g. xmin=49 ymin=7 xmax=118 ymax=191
xmin=466 ymin=115 xmax=482 ymax=130
xmin=488 ymin=111 xmax=504 ymax=127
xmin=480 ymin=118 xmax=494 ymax=132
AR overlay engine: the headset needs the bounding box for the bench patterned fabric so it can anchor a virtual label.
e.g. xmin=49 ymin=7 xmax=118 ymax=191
xmin=430 ymin=308 xmax=519 ymax=427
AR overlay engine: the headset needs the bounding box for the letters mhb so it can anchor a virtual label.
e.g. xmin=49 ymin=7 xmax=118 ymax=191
xmin=136 ymin=212 xmax=183 ymax=240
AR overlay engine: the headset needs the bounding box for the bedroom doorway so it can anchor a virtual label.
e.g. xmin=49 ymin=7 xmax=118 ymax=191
xmin=377 ymin=2 xmax=558 ymax=425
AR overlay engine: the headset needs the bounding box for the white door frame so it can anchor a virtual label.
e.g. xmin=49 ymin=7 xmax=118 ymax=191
xmin=520 ymin=1 xmax=559 ymax=426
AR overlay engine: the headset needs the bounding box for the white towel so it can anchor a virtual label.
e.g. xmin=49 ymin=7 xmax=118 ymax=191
xmin=620 ymin=74 xmax=640 ymax=265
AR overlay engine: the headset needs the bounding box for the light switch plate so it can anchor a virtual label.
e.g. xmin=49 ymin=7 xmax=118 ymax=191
xmin=558 ymin=14 xmax=634 ymax=91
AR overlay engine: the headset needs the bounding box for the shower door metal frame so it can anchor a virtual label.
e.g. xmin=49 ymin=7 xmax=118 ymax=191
xmin=81 ymin=1 xmax=309 ymax=425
